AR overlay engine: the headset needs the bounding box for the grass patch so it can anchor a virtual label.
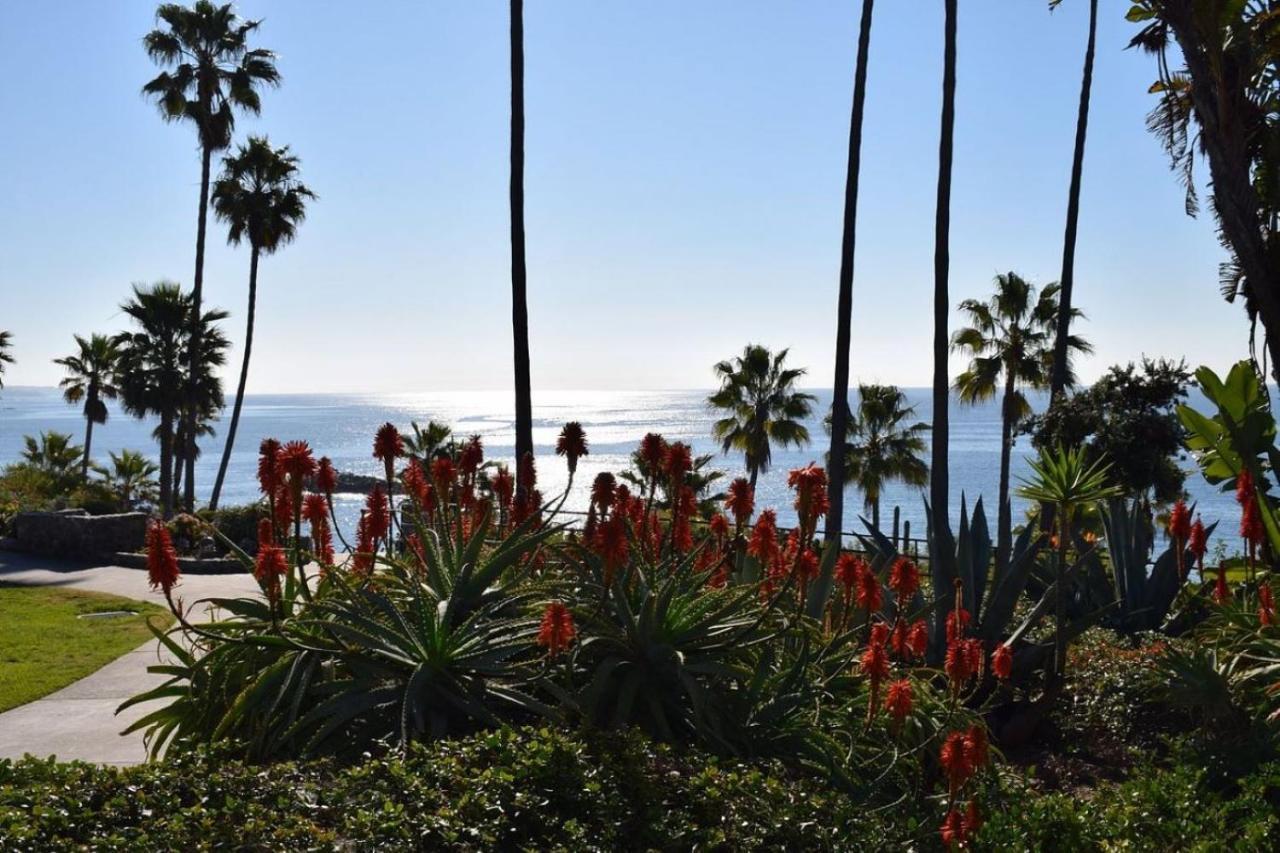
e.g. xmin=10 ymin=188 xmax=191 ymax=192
xmin=0 ymin=584 xmax=172 ymax=712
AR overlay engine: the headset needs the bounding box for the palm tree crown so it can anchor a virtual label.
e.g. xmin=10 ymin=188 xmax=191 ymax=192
xmin=211 ymin=136 xmax=315 ymax=252
xmin=142 ymin=1 xmax=279 ymax=152
xmin=115 ymin=282 xmax=228 ymax=515
xmin=93 ymin=449 xmax=160 ymax=510
xmin=0 ymin=331 xmax=13 ymax=389
xmin=952 ymin=272 xmax=1088 ymax=415
xmin=827 ymin=384 xmax=930 ymax=528
xmin=54 ymin=334 xmax=121 ymax=475
xmin=709 ymin=345 xmax=816 ymax=486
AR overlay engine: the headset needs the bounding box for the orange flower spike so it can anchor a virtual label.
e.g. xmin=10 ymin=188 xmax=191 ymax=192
xmin=302 ymin=493 xmax=328 ymax=528
xmin=888 ymin=556 xmax=920 ymax=602
xmin=854 ymin=561 xmax=882 ymax=613
xmin=257 ymin=438 xmax=282 ymax=496
xmin=590 ymin=472 xmax=617 ymax=514
xmin=787 ymin=463 xmax=829 ymax=533
xmin=365 ymin=485 xmax=390 ymax=540
xmin=725 ymin=477 xmax=754 ymax=527
xmin=708 ymin=512 xmax=730 ymax=541
xmin=316 ymin=456 xmax=337 ymax=497
xmin=1260 ymin=583 xmax=1275 ymax=626
xmin=939 ymin=730 xmax=976 ymax=794
xmin=1214 ymin=562 xmax=1230 ymax=605
xmin=907 ymin=618 xmax=929 ymax=659
xmin=991 ymin=643 xmax=1013 ymax=680
xmin=1188 ymin=516 xmax=1208 ymax=572
xmin=491 ymin=465 xmax=514 ymax=509
xmin=885 ymin=679 xmax=913 ymax=728
xmin=747 ymin=509 xmax=780 ymax=563
xmin=537 ymin=601 xmax=576 ymax=657
xmin=639 ymin=433 xmax=668 ymax=481
xmin=555 ymin=421 xmax=588 ymax=478
xmin=145 ymin=520 xmax=180 ymax=595
xmin=940 ymin=808 xmax=967 ymax=850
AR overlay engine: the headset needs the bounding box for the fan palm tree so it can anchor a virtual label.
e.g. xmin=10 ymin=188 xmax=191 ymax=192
xmin=143 ymin=0 xmax=279 ymax=512
xmin=709 ymin=345 xmax=816 ymax=487
xmin=828 ymin=385 xmax=929 ymax=530
xmin=1049 ymin=0 xmax=1098 ymax=400
xmin=0 ymin=331 xmax=13 ymax=389
xmin=510 ymin=0 xmax=534 ymax=496
xmin=22 ymin=431 xmax=85 ymax=488
xmin=931 ymin=0 xmax=958 ymax=557
xmin=404 ymin=420 xmax=454 ymax=461
xmin=93 ymin=449 xmax=160 ymax=509
xmin=53 ymin=334 xmax=121 ymax=477
xmin=953 ymin=272 xmax=1091 ymax=580
xmin=825 ymin=0 xmax=877 ymax=552
xmin=115 ymin=282 xmax=228 ymax=517
xmin=207 ymin=136 xmax=315 ymax=510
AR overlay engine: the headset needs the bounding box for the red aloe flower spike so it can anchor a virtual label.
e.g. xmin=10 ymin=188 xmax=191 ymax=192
xmin=302 ymin=493 xmax=328 ymax=528
xmin=555 ymin=422 xmax=588 ymax=479
xmin=594 ymin=512 xmax=629 ymax=586
xmin=257 ymin=438 xmax=282 ymax=496
xmin=1188 ymin=515 xmax=1209 ymax=576
xmin=1214 ymin=562 xmax=1230 ymax=605
xmin=708 ymin=512 xmax=730 ymax=541
xmin=747 ymin=509 xmax=779 ymax=564
xmin=725 ymin=477 xmax=754 ymax=527
xmin=991 ymin=643 xmax=1013 ymax=680
xmin=855 ymin=560 xmax=883 ymax=614
xmin=940 ymin=807 xmax=967 ymax=850
xmin=365 ymin=485 xmax=390 ymax=540
xmin=537 ymin=601 xmax=576 ymax=656
xmin=590 ymin=472 xmax=617 ymax=515
xmin=316 ymin=456 xmax=337 ymax=496
xmin=888 ymin=556 xmax=920 ymax=602
xmin=491 ymin=465 xmax=514 ymax=509
xmin=145 ymin=519 xmax=180 ymax=595
xmin=373 ymin=422 xmax=404 ymax=483
xmin=639 ymin=433 xmax=668 ymax=481
xmin=518 ymin=452 xmax=537 ymax=493
xmin=885 ymin=678 xmax=913 ymax=729
xmin=663 ymin=442 xmax=693 ymax=489
xmin=1260 ymin=582 xmax=1275 ymax=627
xmin=787 ymin=463 xmax=829 ymax=536
xmin=939 ymin=730 xmax=976 ymax=795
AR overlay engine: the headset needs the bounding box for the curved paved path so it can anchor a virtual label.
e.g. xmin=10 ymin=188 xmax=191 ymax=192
xmin=0 ymin=552 xmax=259 ymax=765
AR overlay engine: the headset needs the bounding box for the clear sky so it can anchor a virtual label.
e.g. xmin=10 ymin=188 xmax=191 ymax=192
xmin=0 ymin=1 xmax=1246 ymax=393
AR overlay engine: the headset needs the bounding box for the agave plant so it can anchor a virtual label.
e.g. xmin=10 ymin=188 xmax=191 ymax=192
xmin=1102 ymin=497 xmax=1216 ymax=633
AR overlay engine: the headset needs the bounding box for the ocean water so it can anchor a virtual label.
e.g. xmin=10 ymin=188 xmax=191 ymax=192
xmin=0 ymin=386 xmax=1243 ymax=548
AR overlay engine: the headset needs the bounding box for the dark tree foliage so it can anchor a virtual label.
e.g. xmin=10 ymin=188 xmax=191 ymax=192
xmin=1023 ymin=358 xmax=1191 ymax=502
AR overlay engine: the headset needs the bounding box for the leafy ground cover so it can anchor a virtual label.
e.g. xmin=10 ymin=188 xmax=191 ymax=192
xmin=0 ymin=584 xmax=171 ymax=711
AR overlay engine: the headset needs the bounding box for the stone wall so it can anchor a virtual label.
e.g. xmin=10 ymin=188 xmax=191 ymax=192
xmin=11 ymin=510 xmax=148 ymax=558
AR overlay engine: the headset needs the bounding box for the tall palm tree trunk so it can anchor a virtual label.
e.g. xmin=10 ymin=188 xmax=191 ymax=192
xmin=81 ymin=397 xmax=96 ymax=479
xmin=159 ymin=411 xmax=175 ymax=518
xmin=210 ymin=247 xmax=259 ymax=511
xmin=930 ymin=0 xmax=957 ymax=549
xmin=1050 ymin=0 xmax=1096 ymax=400
xmin=824 ymin=0 xmax=876 ymax=553
xmin=996 ymin=370 xmax=1016 ymax=579
xmin=184 ymin=144 xmax=214 ymax=512
xmin=510 ymin=0 xmax=534 ymax=494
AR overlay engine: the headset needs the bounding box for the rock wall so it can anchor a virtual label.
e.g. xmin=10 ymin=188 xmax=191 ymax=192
xmin=11 ymin=510 xmax=148 ymax=558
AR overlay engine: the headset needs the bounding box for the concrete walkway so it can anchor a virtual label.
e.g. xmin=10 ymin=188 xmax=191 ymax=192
xmin=0 ymin=552 xmax=260 ymax=765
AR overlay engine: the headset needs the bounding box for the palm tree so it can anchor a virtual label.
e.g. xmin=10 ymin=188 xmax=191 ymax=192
xmin=115 ymin=282 xmax=228 ymax=517
xmin=53 ymin=334 xmax=121 ymax=477
xmin=828 ymin=384 xmax=930 ymax=530
xmin=143 ymin=0 xmax=279 ymax=512
xmin=22 ymin=431 xmax=85 ymax=489
xmin=931 ymin=0 xmax=958 ymax=553
xmin=207 ymin=136 xmax=315 ymax=510
xmin=1049 ymin=0 xmax=1098 ymax=400
xmin=93 ymin=449 xmax=160 ymax=510
xmin=510 ymin=0 xmax=534 ymax=496
xmin=825 ymin=0 xmax=877 ymax=552
xmin=708 ymin=345 xmax=816 ymax=487
xmin=0 ymin=331 xmax=13 ymax=389
xmin=953 ymin=272 xmax=1091 ymax=580
xmin=404 ymin=420 xmax=454 ymax=461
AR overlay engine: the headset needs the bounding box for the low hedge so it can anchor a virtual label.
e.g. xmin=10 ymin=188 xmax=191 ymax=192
xmin=0 ymin=727 xmax=889 ymax=851
xmin=3 ymin=726 xmax=1277 ymax=851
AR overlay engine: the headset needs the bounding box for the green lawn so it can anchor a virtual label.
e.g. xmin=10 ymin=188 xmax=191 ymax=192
xmin=0 ymin=584 xmax=173 ymax=712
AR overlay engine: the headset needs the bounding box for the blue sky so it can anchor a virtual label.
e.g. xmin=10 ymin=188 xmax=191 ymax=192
xmin=0 ymin=1 xmax=1245 ymax=393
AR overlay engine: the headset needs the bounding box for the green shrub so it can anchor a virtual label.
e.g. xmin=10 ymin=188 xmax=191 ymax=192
xmin=0 ymin=728 xmax=897 ymax=851
xmin=197 ymin=501 xmax=264 ymax=552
